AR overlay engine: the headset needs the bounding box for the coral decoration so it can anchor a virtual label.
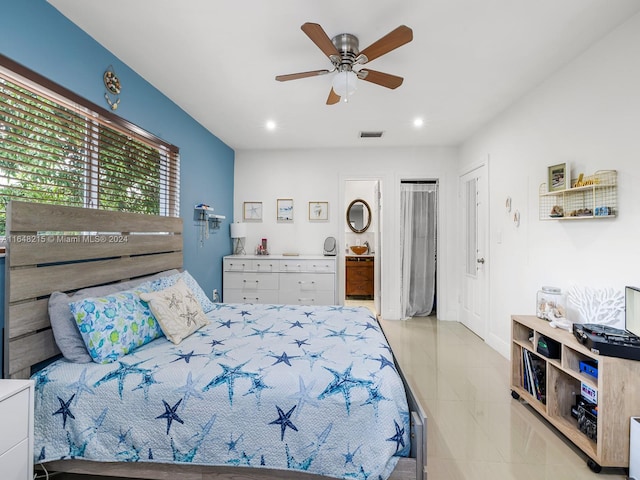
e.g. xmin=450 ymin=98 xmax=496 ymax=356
xmin=567 ymin=286 xmax=624 ymax=327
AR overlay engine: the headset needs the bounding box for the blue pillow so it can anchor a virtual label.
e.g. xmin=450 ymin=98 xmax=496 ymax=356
xmin=69 ymin=288 xmax=164 ymax=363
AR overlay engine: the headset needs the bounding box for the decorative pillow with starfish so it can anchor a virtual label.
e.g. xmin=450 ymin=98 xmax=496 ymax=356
xmin=140 ymin=278 xmax=209 ymax=344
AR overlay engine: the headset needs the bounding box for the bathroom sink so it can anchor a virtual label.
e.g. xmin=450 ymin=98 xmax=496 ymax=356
xmin=350 ymin=245 xmax=368 ymax=255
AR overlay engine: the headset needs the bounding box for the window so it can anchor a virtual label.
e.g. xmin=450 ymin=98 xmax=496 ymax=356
xmin=465 ymin=177 xmax=478 ymax=277
xmin=0 ymin=55 xmax=180 ymax=236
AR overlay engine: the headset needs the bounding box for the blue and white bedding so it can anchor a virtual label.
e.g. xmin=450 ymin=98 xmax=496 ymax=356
xmin=33 ymin=303 xmax=410 ymax=479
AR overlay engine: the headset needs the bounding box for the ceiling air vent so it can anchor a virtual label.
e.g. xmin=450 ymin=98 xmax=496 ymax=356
xmin=359 ymin=131 xmax=384 ymax=139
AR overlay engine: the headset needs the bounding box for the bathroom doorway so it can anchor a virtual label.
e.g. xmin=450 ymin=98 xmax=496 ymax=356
xmin=344 ymin=179 xmax=381 ymax=315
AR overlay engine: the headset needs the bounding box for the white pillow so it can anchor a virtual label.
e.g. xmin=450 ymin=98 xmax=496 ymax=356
xmin=140 ymin=270 xmax=215 ymax=313
xmin=139 ymin=278 xmax=209 ymax=344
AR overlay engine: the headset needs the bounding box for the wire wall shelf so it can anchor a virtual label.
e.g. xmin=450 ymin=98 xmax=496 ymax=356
xmin=539 ymin=170 xmax=617 ymax=220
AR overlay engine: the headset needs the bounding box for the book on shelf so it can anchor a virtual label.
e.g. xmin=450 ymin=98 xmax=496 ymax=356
xmin=522 ymin=349 xmax=530 ymax=393
xmin=522 ymin=349 xmax=546 ymax=403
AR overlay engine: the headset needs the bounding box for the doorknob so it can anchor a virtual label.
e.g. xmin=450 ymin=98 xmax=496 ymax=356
xmin=477 ymin=258 xmax=485 ymax=264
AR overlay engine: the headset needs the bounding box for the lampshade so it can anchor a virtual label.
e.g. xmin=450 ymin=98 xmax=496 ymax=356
xmin=332 ymin=71 xmax=358 ymax=99
xmin=230 ymin=222 xmax=247 ymax=239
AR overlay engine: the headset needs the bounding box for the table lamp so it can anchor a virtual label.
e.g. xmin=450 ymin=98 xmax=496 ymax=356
xmin=230 ymin=222 xmax=247 ymax=255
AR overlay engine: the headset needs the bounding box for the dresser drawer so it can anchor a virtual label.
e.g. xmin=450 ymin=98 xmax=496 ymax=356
xmin=279 ymin=290 xmax=335 ymax=306
xmin=224 ymin=258 xmax=279 ymax=273
xmin=279 ymin=259 xmax=335 ymax=273
xmin=223 ymin=258 xmax=252 ymax=272
xmin=280 ymin=273 xmax=335 ymax=293
xmin=224 ymin=272 xmax=279 ymax=290
xmin=305 ymin=259 xmax=336 ymax=273
xmin=224 ymin=290 xmax=280 ymax=304
xmin=0 ymin=388 xmax=29 ymax=457
xmin=0 ymin=438 xmax=28 ymax=480
xmin=252 ymin=259 xmax=278 ymax=273
xmin=279 ymin=260 xmax=306 ymax=273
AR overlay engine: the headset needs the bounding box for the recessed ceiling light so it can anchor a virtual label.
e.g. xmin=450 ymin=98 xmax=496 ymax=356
xmin=413 ymin=117 xmax=424 ymax=128
xmin=266 ymin=120 xmax=276 ymax=131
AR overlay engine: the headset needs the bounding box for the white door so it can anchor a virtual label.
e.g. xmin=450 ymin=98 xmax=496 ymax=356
xmin=460 ymin=164 xmax=488 ymax=339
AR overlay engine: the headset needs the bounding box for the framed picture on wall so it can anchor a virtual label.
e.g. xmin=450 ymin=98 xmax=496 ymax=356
xmin=548 ymin=163 xmax=568 ymax=192
xmin=309 ymin=201 xmax=328 ymax=221
xmin=243 ymin=201 xmax=263 ymax=221
xmin=277 ymin=198 xmax=293 ymax=222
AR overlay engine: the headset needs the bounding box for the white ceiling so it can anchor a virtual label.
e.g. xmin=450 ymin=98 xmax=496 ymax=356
xmin=48 ymin=0 xmax=640 ymax=151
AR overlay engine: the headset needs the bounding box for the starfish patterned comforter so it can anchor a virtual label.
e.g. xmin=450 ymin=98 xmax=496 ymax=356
xmin=33 ymin=303 xmax=410 ymax=479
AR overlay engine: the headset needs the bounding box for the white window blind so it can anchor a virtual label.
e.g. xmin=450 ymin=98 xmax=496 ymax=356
xmin=0 ymin=55 xmax=180 ymax=236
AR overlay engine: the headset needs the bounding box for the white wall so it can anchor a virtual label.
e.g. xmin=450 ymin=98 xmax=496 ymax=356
xmin=234 ymin=146 xmax=458 ymax=320
xmin=459 ymin=12 xmax=640 ymax=357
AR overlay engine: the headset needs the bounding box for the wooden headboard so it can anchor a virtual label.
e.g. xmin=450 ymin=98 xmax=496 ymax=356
xmin=3 ymin=201 xmax=183 ymax=379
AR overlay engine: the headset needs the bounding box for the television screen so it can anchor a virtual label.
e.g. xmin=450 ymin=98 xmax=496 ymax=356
xmin=625 ymin=286 xmax=640 ymax=338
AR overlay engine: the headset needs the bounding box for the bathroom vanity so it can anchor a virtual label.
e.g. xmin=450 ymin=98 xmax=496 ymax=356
xmin=345 ymin=255 xmax=374 ymax=298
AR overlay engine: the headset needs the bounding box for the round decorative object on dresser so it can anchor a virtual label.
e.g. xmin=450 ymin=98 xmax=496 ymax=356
xmin=323 ymin=236 xmax=337 ymax=256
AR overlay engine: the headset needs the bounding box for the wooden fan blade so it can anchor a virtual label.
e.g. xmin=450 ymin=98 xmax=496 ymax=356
xmin=326 ymin=88 xmax=341 ymax=105
xmin=359 ymin=69 xmax=404 ymax=89
xmin=301 ymin=22 xmax=340 ymax=59
xmin=359 ymin=25 xmax=413 ymax=63
xmin=276 ymin=70 xmax=331 ymax=82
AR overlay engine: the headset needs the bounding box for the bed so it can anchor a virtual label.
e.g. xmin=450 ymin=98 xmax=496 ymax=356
xmin=3 ymin=201 xmax=427 ymax=480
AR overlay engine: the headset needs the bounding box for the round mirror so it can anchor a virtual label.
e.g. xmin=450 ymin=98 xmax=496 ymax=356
xmin=346 ymin=199 xmax=371 ymax=233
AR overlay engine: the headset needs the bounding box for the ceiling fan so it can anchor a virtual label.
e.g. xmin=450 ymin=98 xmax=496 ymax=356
xmin=275 ymin=22 xmax=413 ymax=105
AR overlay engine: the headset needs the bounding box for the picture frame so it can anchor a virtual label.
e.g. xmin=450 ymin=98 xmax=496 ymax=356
xmin=277 ymin=198 xmax=294 ymax=222
xmin=548 ymin=163 xmax=568 ymax=192
xmin=308 ymin=201 xmax=329 ymax=221
xmin=243 ymin=201 xmax=263 ymax=221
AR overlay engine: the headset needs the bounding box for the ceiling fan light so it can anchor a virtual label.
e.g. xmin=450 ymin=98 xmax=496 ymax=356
xmin=332 ymin=71 xmax=358 ymax=99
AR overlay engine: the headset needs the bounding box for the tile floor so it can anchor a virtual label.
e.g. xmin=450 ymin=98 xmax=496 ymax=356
xmin=372 ymin=310 xmax=628 ymax=480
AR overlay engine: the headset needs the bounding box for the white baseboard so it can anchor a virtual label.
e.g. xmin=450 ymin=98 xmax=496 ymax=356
xmin=486 ymin=331 xmax=510 ymax=360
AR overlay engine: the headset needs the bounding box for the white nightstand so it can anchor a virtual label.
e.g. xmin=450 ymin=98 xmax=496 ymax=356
xmin=0 ymin=380 xmax=34 ymax=480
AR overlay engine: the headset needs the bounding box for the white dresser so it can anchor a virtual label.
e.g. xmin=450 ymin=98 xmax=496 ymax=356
xmin=0 ymin=380 xmax=34 ymax=480
xmin=223 ymin=255 xmax=337 ymax=305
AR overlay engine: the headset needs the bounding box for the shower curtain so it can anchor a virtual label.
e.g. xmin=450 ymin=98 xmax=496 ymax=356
xmin=400 ymin=182 xmax=437 ymax=319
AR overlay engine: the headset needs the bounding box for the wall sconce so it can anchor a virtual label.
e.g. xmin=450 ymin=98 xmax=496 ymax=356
xmin=230 ymin=222 xmax=247 ymax=255
xmin=194 ymin=204 xmax=225 ymax=246
xmin=208 ymin=213 xmax=225 ymax=229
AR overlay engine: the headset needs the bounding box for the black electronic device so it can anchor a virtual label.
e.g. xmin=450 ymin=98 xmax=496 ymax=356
xmin=537 ymin=335 xmax=560 ymax=359
xmin=571 ymin=287 xmax=640 ymax=361
xmin=571 ymin=395 xmax=598 ymax=441
xmin=573 ymin=323 xmax=640 ymax=361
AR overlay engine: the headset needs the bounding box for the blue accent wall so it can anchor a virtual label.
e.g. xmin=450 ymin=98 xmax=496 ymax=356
xmin=0 ymin=1 xmax=234 ymax=375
